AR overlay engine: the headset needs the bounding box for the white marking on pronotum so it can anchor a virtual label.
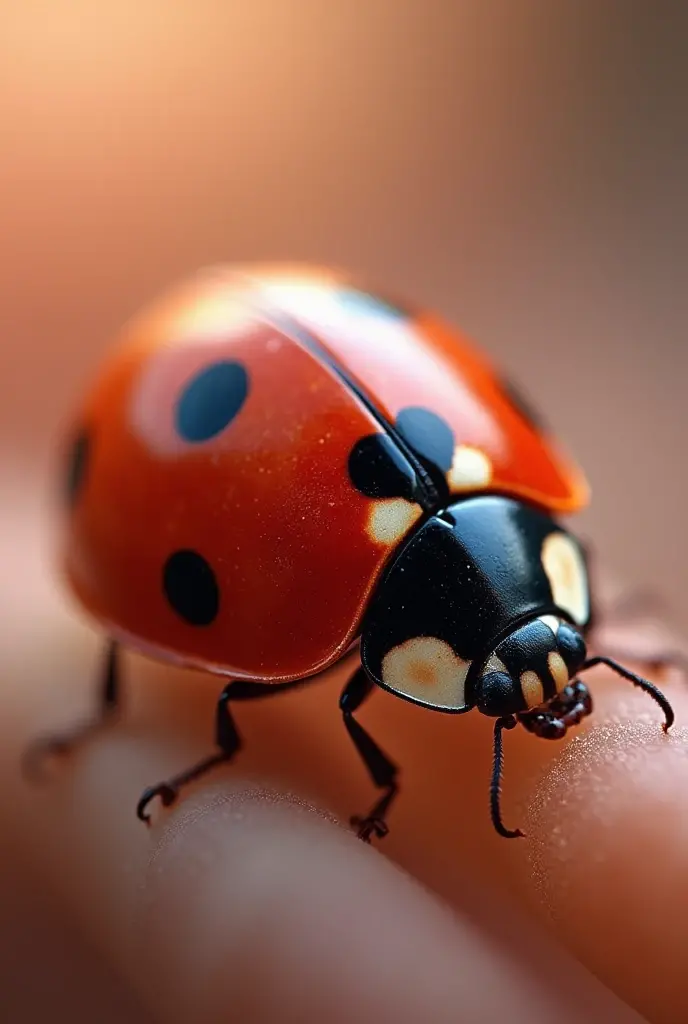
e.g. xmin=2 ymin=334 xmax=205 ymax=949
xmin=541 ymin=532 xmax=590 ymax=626
xmin=482 ymin=653 xmax=509 ymax=675
xmin=538 ymin=614 xmax=560 ymax=636
xmin=381 ymin=637 xmax=471 ymax=710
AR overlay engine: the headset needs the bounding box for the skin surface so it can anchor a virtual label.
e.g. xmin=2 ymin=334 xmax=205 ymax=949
xmin=2 ymin=6 xmax=687 ymax=1021
xmin=2 ymin=472 xmax=688 ymax=1024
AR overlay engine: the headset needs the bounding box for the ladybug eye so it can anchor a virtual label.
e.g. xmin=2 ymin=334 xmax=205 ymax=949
xmin=476 ymin=670 xmax=521 ymax=717
xmin=556 ymin=622 xmax=587 ymax=673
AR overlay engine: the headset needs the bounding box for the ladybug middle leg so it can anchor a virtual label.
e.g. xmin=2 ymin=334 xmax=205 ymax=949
xmin=340 ymin=666 xmax=399 ymax=843
xmin=136 ymin=677 xmax=306 ymax=824
xmin=138 ymin=666 xmax=400 ymax=843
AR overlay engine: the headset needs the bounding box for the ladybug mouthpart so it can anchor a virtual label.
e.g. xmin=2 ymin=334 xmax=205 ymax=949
xmin=517 ymin=679 xmax=593 ymax=739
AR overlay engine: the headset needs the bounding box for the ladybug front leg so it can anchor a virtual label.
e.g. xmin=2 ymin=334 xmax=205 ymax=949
xmin=23 ymin=639 xmax=120 ymax=780
xmin=340 ymin=667 xmax=399 ymax=844
xmin=136 ymin=678 xmax=306 ymax=824
xmin=594 ymin=646 xmax=688 ymax=692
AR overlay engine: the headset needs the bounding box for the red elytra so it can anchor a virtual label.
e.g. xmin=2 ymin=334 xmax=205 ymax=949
xmin=61 ymin=263 xmax=589 ymax=683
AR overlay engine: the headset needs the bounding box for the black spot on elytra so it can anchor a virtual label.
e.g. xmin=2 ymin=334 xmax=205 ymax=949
xmin=64 ymin=429 xmax=90 ymax=505
xmin=395 ymin=406 xmax=454 ymax=501
xmin=175 ymin=361 xmax=249 ymax=443
xmin=396 ymin=407 xmax=455 ymax=472
xmin=348 ymin=434 xmax=418 ymax=500
xmin=498 ymin=375 xmax=546 ymax=432
xmin=348 ymin=407 xmax=457 ymax=507
xmin=163 ymin=550 xmax=219 ymax=626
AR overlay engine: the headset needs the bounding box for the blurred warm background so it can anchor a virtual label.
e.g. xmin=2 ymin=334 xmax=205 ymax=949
xmin=2 ymin=1 xmax=687 ymax=622
xmin=1 ymin=2 xmax=686 ymax=1020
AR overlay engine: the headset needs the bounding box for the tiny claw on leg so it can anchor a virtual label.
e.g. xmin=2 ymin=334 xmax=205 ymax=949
xmin=351 ymin=814 xmax=389 ymax=843
xmin=349 ymin=782 xmax=397 ymax=843
xmin=136 ymin=782 xmax=178 ymax=825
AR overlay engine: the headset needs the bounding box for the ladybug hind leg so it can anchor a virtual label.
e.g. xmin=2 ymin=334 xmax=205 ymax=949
xmin=340 ymin=666 xmax=399 ymax=843
xmin=136 ymin=677 xmax=307 ymax=824
xmin=23 ymin=639 xmax=121 ymax=781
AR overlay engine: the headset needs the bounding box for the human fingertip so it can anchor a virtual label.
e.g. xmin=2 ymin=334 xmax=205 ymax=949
xmin=129 ymin=784 xmax=627 ymax=1024
xmin=145 ymin=782 xmax=343 ymax=866
xmin=519 ymin=715 xmax=688 ymax=1023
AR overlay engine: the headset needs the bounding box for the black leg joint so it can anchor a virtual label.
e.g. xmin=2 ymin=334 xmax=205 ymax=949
xmin=339 ymin=666 xmax=400 ymax=840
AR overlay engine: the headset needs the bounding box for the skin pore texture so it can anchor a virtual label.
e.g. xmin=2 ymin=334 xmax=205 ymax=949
xmin=2 ymin=475 xmax=688 ymax=1024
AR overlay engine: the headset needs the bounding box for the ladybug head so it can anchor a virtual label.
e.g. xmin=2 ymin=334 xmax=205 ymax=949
xmin=360 ymin=495 xmax=594 ymax=718
xmin=360 ymin=496 xmax=675 ymax=838
xmin=473 ymin=614 xmax=591 ymax=737
xmin=361 ymin=495 xmax=673 ymax=739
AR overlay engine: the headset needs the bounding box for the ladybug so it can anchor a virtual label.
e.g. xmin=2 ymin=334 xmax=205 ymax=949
xmin=29 ymin=263 xmax=675 ymax=840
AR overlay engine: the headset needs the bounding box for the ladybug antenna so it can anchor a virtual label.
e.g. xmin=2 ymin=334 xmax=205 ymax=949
xmin=490 ymin=717 xmax=525 ymax=839
xmin=580 ymin=656 xmax=674 ymax=733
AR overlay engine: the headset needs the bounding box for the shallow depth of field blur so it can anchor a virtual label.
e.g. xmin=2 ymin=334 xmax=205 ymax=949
xmin=2 ymin=3 xmax=687 ymax=621
xmin=1 ymin=2 xmax=686 ymax=1020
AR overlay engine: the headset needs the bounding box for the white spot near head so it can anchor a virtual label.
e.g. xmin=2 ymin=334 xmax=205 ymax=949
xmin=520 ymin=670 xmax=545 ymax=709
xmin=548 ymin=651 xmax=569 ymax=692
xmin=483 ymin=653 xmax=509 ymax=675
xmin=541 ymin=532 xmax=590 ymax=626
xmin=538 ymin=614 xmax=560 ymax=636
xmin=447 ymin=446 xmax=493 ymax=491
xmin=366 ymin=498 xmax=422 ymax=546
xmin=381 ymin=637 xmax=471 ymax=710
